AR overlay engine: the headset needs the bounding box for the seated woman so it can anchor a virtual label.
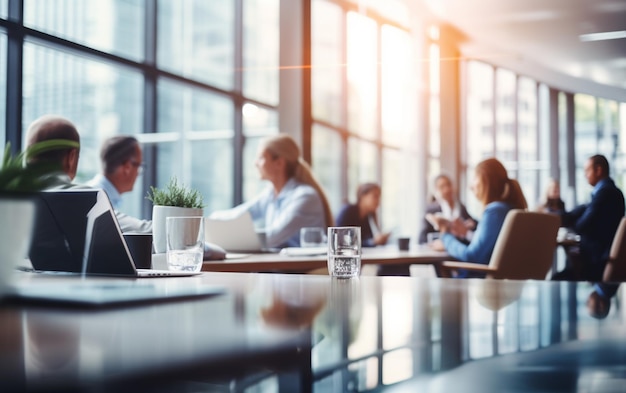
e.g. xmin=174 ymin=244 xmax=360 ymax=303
xmin=535 ymin=178 xmax=565 ymax=214
xmin=219 ymin=134 xmax=333 ymax=248
xmin=335 ymin=183 xmax=390 ymax=247
xmin=431 ymin=158 xmax=527 ymax=277
xmin=418 ymin=174 xmax=476 ymax=244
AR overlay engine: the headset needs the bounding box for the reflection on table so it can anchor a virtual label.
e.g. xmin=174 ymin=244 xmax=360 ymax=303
xmin=1 ymin=272 xmax=624 ymax=392
xmin=200 ymin=245 xmax=450 ymax=273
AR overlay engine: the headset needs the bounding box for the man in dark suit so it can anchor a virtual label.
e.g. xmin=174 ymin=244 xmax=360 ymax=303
xmin=556 ymin=155 xmax=625 ymax=281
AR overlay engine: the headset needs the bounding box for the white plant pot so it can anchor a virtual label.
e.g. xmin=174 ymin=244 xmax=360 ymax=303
xmin=0 ymin=197 xmax=35 ymax=294
xmin=152 ymin=205 xmax=204 ymax=254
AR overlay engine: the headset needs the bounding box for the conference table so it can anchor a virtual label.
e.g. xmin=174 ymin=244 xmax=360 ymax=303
xmin=199 ymin=245 xmax=450 ymax=273
xmin=1 ymin=271 xmax=625 ymax=392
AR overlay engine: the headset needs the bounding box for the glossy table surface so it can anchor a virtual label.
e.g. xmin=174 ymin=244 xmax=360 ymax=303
xmin=1 ymin=271 xmax=624 ymax=392
xmin=198 ymin=244 xmax=449 ymax=273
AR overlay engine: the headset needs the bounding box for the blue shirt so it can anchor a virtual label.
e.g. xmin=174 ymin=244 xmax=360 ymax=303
xmin=236 ymin=178 xmax=327 ymax=248
xmin=87 ymin=174 xmax=122 ymax=210
xmin=442 ymin=201 xmax=513 ymax=265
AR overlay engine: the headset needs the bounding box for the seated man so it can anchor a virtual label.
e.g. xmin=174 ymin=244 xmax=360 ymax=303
xmin=26 ymin=115 xmax=151 ymax=233
xmin=556 ymin=155 xmax=625 ymax=281
xmin=87 ymin=135 xmax=146 ymax=211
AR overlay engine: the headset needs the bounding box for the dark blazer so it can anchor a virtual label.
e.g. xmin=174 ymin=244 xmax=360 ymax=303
xmin=418 ymin=200 xmax=474 ymax=244
xmin=335 ymin=204 xmax=376 ymax=247
xmin=561 ymin=177 xmax=625 ymax=281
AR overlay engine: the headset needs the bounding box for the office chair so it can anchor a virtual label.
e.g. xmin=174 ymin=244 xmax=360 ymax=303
xmin=603 ymin=217 xmax=626 ymax=282
xmin=439 ymin=210 xmax=561 ymax=280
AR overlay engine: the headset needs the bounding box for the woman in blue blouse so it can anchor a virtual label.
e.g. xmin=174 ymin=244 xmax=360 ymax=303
xmin=219 ymin=134 xmax=333 ymax=248
xmin=431 ymin=158 xmax=527 ymax=276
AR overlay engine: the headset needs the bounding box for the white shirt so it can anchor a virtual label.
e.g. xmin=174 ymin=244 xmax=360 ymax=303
xmin=226 ymin=178 xmax=326 ymax=248
xmin=87 ymin=174 xmax=122 ymax=210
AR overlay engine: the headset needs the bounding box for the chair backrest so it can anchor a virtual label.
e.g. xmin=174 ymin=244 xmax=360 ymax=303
xmin=488 ymin=210 xmax=561 ymax=280
xmin=604 ymin=216 xmax=626 ymax=282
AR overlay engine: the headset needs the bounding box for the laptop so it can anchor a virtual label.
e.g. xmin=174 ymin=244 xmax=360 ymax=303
xmin=28 ymin=189 xmax=200 ymax=278
xmin=205 ymin=211 xmax=277 ymax=253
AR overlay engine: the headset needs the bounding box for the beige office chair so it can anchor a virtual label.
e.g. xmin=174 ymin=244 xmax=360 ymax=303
xmin=603 ymin=217 xmax=626 ymax=282
xmin=439 ymin=210 xmax=561 ymax=280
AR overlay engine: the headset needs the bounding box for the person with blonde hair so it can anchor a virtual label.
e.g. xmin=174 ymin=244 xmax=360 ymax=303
xmin=536 ymin=178 xmax=565 ymax=214
xmin=431 ymin=158 xmax=527 ymax=276
xmin=225 ymin=134 xmax=333 ymax=248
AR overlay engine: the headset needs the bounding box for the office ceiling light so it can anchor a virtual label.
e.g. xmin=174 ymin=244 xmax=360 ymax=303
xmin=579 ymin=30 xmax=626 ymax=42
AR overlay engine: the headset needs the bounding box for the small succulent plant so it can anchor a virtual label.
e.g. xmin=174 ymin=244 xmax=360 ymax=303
xmin=146 ymin=176 xmax=204 ymax=209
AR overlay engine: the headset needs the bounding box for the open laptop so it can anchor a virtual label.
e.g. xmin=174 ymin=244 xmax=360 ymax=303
xmin=205 ymin=211 xmax=277 ymax=253
xmin=28 ymin=189 xmax=200 ymax=278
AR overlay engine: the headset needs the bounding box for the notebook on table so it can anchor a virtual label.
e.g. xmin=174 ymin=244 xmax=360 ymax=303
xmin=28 ymin=189 xmax=201 ymax=278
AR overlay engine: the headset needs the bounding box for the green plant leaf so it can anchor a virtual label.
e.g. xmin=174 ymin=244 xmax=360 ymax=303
xmin=0 ymin=140 xmax=76 ymax=192
xmin=146 ymin=176 xmax=204 ymax=209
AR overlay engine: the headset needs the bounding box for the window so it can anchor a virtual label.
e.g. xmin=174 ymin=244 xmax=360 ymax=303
xmin=347 ymin=11 xmax=377 ymax=139
xmin=311 ymin=0 xmax=420 ymax=236
xmin=157 ymin=0 xmax=235 ymax=90
xmin=574 ymin=94 xmax=597 ymax=204
xmin=242 ymin=104 xmax=278 ymax=201
xmin=312 ymin=124 xmax=343 ymax=213
xmin=24 ymin=0 xmax=145 ymax=61
xmin=156 ymin=79 xmax=234 ymax=212
xmin=517 ymin=77 xmax=539 ymax=206
xmin=312 ymin=0 xmax=343 ymax=127
xmin=243 ymin=0 xmax=279 ymax=105
xmin=495 ymin=69 xmax=516 ymax=164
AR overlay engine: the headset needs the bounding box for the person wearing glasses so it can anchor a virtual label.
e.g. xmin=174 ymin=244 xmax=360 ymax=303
xmin=87 ymin=135 xmax=144 ymax=211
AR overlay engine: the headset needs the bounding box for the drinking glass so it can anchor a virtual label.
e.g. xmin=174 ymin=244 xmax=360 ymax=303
xmin=327 ymin=227 xmax=361 ymax=278
xmin=166 ymin=216 xmax=204 ymax=272
xmin=300 ymin=227 xmax=327 ymax=248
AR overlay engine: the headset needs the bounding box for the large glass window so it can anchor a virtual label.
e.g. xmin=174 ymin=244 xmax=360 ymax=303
xmin=381 ymin=25 xmax=414 ymax=147
xmin=312 ymin=0 xmax=343 ymax=127
xmin=574 ymin=94 xmax=597 ymax=204
xmin=495 ymin=69 xmax=516 ymax=165
xmin=157 ymin=0 xmax=234 ymax=90
xmin=311 ymin=1 xmax=420 ymax=237
xmin=243 ymin=0 xmax=279 ymax=105
xmin=347 ymin=11 xmax=377 ymax=140
xmin=24 ymin=0 xmax=145 ymax=61
xmin=156 ymin=79 xmax=234 ymax=212
xmin=517 ymin=77 xmax=539 ymax=207
xmin=465 ymin=61 xmax=495 ymax=165
xmin=312 ymin=124 xmax=343 ymax=214
xmin=242 ymin=104 xmax=279 ymax=201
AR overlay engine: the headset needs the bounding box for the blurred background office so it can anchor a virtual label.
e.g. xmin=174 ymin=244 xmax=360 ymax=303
xmin=0 ymin=0 xmax=625 ymax=242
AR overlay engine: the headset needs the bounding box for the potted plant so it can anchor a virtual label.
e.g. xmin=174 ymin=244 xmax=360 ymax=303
xmin=0 ymin=140 xmax=79 ymax=292
xmin=147 ymin=176 xmax=204 ymax=253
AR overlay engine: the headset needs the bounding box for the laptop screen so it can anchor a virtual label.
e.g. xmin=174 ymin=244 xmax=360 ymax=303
xmin=29 ymin=189 xmax=136 ymax=276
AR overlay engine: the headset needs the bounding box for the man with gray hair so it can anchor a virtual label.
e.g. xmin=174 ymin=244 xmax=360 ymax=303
xmin=87 ymin=135 xmax=143 ymax=211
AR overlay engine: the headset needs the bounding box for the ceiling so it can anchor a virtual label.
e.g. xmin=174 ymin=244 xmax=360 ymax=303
xmin=425 ymin=0 xmax=626 ymax=100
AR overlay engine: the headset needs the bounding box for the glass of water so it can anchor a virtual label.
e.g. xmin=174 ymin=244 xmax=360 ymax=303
xmin=300 ymin=227 xmax=326 ymax=247
xmin=327 ymin=227 xmax=361 ymax=278
xmin=166 ymin=216 xmax=204 ymax=272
